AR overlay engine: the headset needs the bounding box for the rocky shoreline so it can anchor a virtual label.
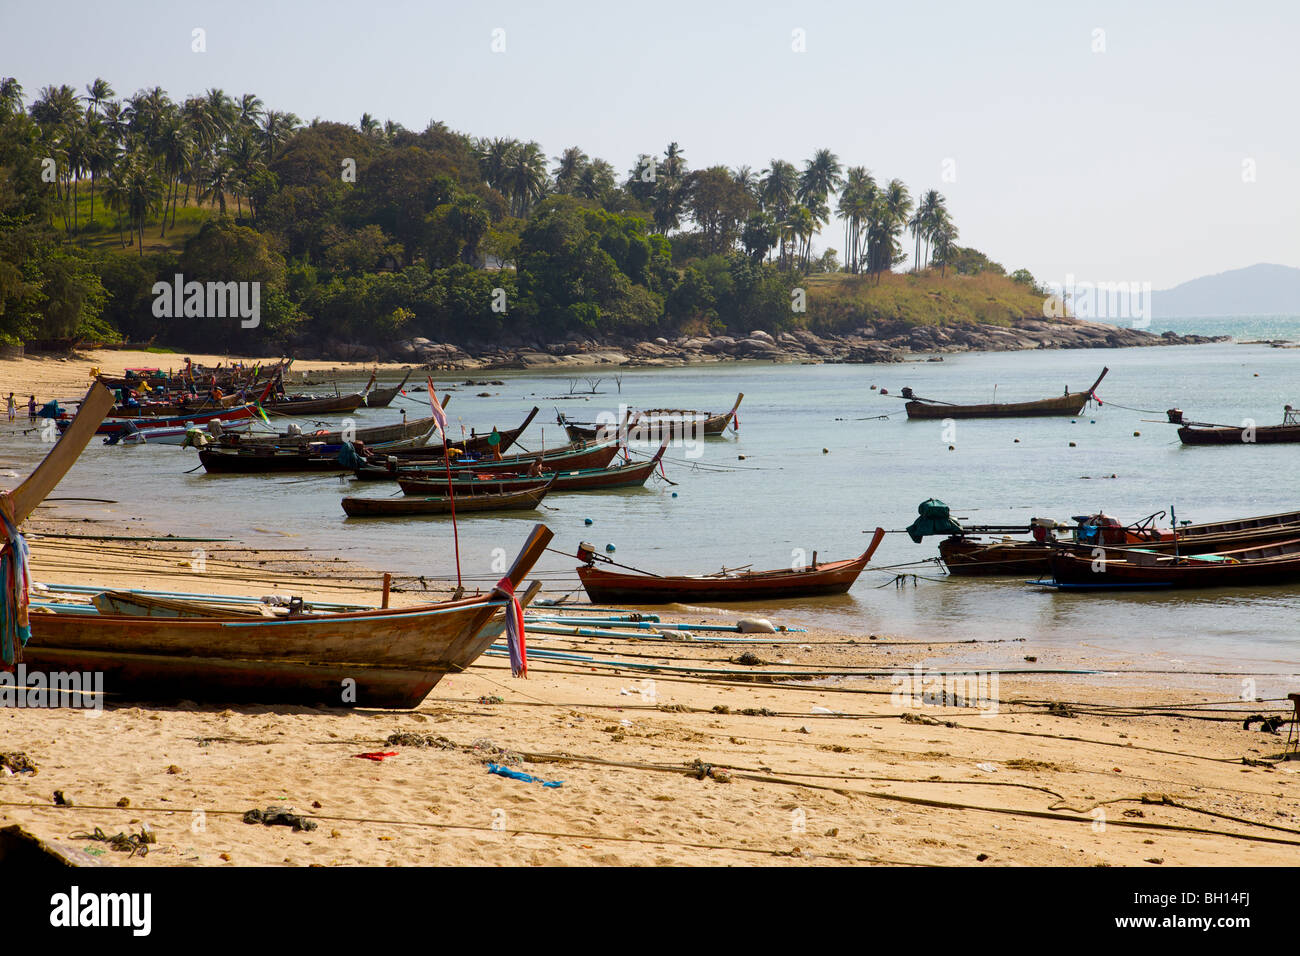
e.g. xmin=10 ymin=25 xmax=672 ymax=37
xmin=320 ymin=316 xmax=1227 ymax=370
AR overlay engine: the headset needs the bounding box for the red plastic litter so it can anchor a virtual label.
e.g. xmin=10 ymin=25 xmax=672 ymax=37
xmin=353 ymin=752 xmax=399 ymax=761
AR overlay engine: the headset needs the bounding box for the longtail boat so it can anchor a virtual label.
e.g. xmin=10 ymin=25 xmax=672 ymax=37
xmin=397 ymin=441 xmax=667 ymax=495
xmin=575 ymin=529 xmax=885 ymax=605
xmin=365 ymin=370 xmax=413 ymax=408
xmin=197 ymin=407 xmax=538 ymax=474
xmin=901 ymin=368 xmax=1108 ymax=419
xmin=923 ymin=503 xmax=1300 ymax=576
xmin=342 ymin=479 xmax=553 ymax=518
xmin=1042 ymin=534 xmax=1300 ymax=590
xmin=558 ymin=393 xmax=743 ymax=441
xmin=72 ymin=403 xmax=260 ymax=437
xmin=1169 ymin=406 xmax=1300 ymax=444
xmin=263 ymin=392 xmax=366 ymax=416
xmin=24 ymin=525 xmax=553 ymax=707
xmin=229 ymin=396 xmax=450 ymax=448
xmin=354 ymin=436 xmax=620 ymax=481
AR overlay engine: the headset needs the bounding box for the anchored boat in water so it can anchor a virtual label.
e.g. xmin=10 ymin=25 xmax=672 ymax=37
xmin=900 ymin=368 xmax=1108 ymax=419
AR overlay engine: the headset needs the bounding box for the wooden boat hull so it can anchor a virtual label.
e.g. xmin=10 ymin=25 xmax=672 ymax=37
xmin=68 ymin=405 xmax=257 ymax=436
xmin=903 ymin=369 xmax=1107 ymax=420
xmin=1178 ymin=425 xmax=1300 ymax=444
xmin=342 ymin=482 xmax=551 ymax=517
xmin=561 ymin=394 xmax=742 ymax=441
xmin=905 ymin=391 xmax=1091 ymax=419
xmin=357 ymin=436 xmax=618 ymax=481
xmin=21 ymin=525 xmax=554 ymax=707
xmin=577 ymin=529 xmax=884 ymax=604
xmin=364 ymin=407 xmax=539 ymax=459
xmin=1046 ymin=536 xmax=1300 ymax=590
xmin=941 ymin=509 xmax=1300 ymax=576
xmin=264 ymin=393 xmax=366 ymax=416
xmin=198 ymin=448 xmax=351 ymax=473
xmin=397 ymin=455 xmax=659 ymax=495
xmin=365 ymin=371 xmax=412 ymax=408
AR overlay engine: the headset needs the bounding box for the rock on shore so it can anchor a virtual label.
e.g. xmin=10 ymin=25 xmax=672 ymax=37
xmin=305 ymin=318 xmax=1226 ymax=369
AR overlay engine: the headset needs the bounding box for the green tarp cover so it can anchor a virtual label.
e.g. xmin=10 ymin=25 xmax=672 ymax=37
xmin=907 ymin=498 xmax=963 ymax=543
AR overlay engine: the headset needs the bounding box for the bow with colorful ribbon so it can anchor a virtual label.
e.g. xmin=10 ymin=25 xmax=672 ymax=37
xmin=496 ymin=575 xmax=527 ymax=677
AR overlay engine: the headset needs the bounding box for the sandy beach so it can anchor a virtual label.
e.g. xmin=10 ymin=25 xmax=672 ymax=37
xmin=1 ymin=350 xmax=1298 ymax=867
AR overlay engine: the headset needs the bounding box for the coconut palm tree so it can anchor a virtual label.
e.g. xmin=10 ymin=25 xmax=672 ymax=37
xmin=236 ymin=94 xmax=263 ymax=133
xmin=201 ymin=155 xmax=235 ymax=216
xmin=0 ymin=77 xmax=23 ymax=117
xmin=552 ymin=146 xmax=588 ymax=194
xmin=259 ymin=109 xmax=300 ymax=163
xmin=836 ymin=167 xmax=876 ymax=274
xmin=918 ymin=189 xmax=948 ymax=269
xmin=504 ymin=141 xmax=547 ymax=216
xmin=84 ymin=78 xmax=114 ymax=118
xmin=157 ymin=115 xmax=193 ymax=234
xmin=474 ymin=137 xmax=517 ymax=193
xmin=358 ymin=112 xmax=381 ymax=138
xmin=760 ymin=160 xmax=798 ymax=265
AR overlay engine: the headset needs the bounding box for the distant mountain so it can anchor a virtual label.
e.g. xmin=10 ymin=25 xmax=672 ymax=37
xmin=1151 ymin=263 xmax=1300 ymax=318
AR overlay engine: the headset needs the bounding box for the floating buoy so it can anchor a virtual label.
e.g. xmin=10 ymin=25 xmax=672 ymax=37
xmin=584 ymin=518 xmax=593 ymax=525
xmin=1133 ymin=431 xmax=1140 ymax=437
xmin=948 ymin=445 xmax=955 ymax=450
xmin=1090 ymin=419 xmax=1096 ymax=424
xmin=738 ymin=455 xmax=746 ymax=460
xmin=870 ymin=384 xmax=877 ymax=390
xmin=671 ymin=492 xmax=677 ymax=498
xmin=822 ymin=448 xmax=829 ymax=454
xmin=1069 ymin=441 xmax=1077 ymax=447
xmin=1013 ymin=438 xmax=1020 ymax=443
xmin=1071 ymin=420 xmax=1077 ymax=424
xmin=605 ymin=544 xmax=616 ymax=553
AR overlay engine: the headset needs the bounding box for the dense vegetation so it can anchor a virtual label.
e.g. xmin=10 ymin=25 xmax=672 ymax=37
xmin=0 ymin=77 xmax=1046 ymax=353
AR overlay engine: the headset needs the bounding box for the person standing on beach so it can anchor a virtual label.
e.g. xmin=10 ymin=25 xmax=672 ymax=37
xmin=6 ymin=393 xmax=14 ymax=422
xmin=27 ymin=395 xmax=36 ymax=423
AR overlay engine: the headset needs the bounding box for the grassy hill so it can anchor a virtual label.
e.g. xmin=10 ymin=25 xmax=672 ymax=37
xmin=800 ymin=269 xmax=1051 ymax=332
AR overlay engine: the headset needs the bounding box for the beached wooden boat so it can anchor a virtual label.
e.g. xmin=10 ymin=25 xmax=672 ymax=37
xmin=1044 ymin=534 xmax=1300 ymax=590
xmin=558 ymin=393 xmax=743 ymax=441
xmin=902 ymin=368 xmax=1108 ymax=419
xmin=936 ymin=508 xmax=1300 ymax=576
xmin=576 ymin=529 xmax=885 ymax=604
xmin=342 ymin=479 xmax=553 ymax=517
xmin=24 ymin=525 xmax=554 ymax=707
xmin=397 ymin=442 xmax=667 ymax=495
xmin=365 ymin=370 xmax=413 ymax=408
xmin=1170 ymin=406 xmax=1300 ymax=444
xmin=355 ymin=436 xmax=620 ymax=481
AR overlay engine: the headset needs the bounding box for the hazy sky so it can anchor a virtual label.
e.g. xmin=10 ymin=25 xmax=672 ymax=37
xmin=3 ymin=0 xmax=1296 ymax=289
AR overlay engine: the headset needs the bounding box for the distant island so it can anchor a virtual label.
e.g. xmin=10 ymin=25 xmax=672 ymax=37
xmin=0 ymin=76 xmax=1238 ymax=361
xmin=1151 ymin=263 xmax=1300 ymax=319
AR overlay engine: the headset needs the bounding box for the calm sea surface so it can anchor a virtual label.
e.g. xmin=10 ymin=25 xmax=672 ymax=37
xmin=27 ymin=315 xmax=1300 ymax=689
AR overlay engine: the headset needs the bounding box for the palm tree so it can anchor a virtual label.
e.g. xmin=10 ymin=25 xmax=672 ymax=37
xmin=359 ymin=112 xmax=381 ymax=138
xmin=661 ymin=142 xmax=686 ymax=181
xmin=504 ymin=141 xmax=547 ymax=216
xmin=575 ymin=159 xmax=615 ymax=201
xmin=116 ymin=152 xmax=164 ymax=254
xmin=918 ymin=189 xmax=948 ymax=269
xmin=236 ymin=94 xmax=263 ymax=133
xmin=201 ymin=155 xmax=235 ymax=215
xmin=836 ymin=167 xmax=876 ymax=274
xmin=227 ymin=131 xmax=263 ymax=219
xmin=0 ymin=77 xmax=23 ymax=117
xmin=259 ymin=110 xmax=300 ymax=163
xmin=157 ymin=115 xmax=193 ymax=234
xmin=552 ymin=146 xmax=588 ymax=194
xmin=474 ymin=137 xmax=517 ymax=193
xmin=760 ymin=160 xmax=798 ymax=265
xmin=84 ymin=78 xmax=114 ymax=118
xmin=865 ymin=179 xmax=913 ymax=282
xmin=932 ymin=219 xmax=958 ymax=276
